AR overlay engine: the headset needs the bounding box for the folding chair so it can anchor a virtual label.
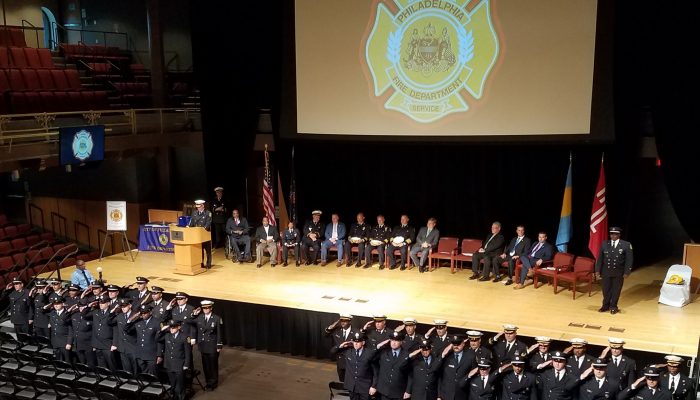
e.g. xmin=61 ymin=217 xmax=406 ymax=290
xmin=329 ymin=381 xmax=350 ymax=399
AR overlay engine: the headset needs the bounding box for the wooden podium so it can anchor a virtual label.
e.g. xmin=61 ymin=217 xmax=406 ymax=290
xmin=170 ymin=225 xmax=210 ymax=275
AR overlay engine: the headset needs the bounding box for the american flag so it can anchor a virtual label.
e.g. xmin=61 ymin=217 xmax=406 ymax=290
xmin=289 ymin=146 xmax=297 ymax=224
xmin=588 ymin=156 xmax=607 ymax=258
xmin=263 ymin=145 xmax=276 ymax=226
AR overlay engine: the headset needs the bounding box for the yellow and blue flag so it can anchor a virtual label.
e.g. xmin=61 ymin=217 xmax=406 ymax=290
xmin=555 ymin=159 xmax=573 ymax=252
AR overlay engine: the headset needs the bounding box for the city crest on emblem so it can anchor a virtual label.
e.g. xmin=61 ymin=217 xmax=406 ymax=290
xmin=72 ymin=129 xmax=94 ymax=161
xmin=364 ymin=0 xmax=499 ymax=123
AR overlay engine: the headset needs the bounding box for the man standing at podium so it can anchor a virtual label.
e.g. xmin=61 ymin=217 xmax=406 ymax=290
xmin=189 ymin=200 xmax=212 ymax=269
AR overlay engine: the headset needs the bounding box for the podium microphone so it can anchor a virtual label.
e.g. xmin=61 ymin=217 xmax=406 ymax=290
xmin=96 ymin=266 xmax=103 ymax=281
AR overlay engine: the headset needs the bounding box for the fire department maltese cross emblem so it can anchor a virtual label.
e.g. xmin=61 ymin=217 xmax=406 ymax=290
xmin=364 ymin=0 xmax=499 ymax=123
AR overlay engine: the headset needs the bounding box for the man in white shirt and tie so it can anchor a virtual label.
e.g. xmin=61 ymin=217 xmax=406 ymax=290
xmin=326 ymin=313 xmax=355 ymax=381
xmin=578 ymin=358 xmax=620 ymax=400
xmin=321 ymin=213 xmax=346 ymax=267
xmin=600 ymin=337 xmax=637 ymax=388
xmin=660 ymin=355 xmax=693 ymax=400
xmin=495 ymin=225 xmax=532 ymax=285
xmin=622 ymin=367 xmax=671 ymax=400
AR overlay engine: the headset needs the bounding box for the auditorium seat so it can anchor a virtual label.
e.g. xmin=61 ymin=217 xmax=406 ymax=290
xmin=3 ymin=225 xmax=18 ymax=238
xmin=50 ymin=69 xmax=72 ymax=91
xmin=64 ymin=68 xmax=83 ymax=90
xmin=40 ymin=232 xmax=55 ymax=242
xmin=37 ymin=48 xmax=55 ymax=69
xmin=0 ymin=70 xmax=10 ymax=93
xmin=0 ymin=47 xmax=9 ymax=69
xmin=8 ymin=69 xmax=28 ymax=91
xmin=452 ymin=238 xmax=482 ymax=273
xmin=36 ymin=69 xmax=56 ymax=89
xmin=0 ymin=241 xmax=11 ymax=256
xmin=24 ymin=235 xmax=40 ymax=247
xmin=533 ymin=252 xmax=575 ymax=288
xmin=9 ymin=29 xmax=26 ymax=48
xmin=11 ymin=238 xmax=28 ymax=253
xmin=23 ymin=48 xmax=42 ymax=69
xmin=20 ymin=69 xmax=42 ymax=91
xmin=553 ymin=256 xmax=595 ymax=299
xmin=428 ymin=237 xmax=458 ymax=272
xmin=9 ymin=47 xmax=28 ymax=68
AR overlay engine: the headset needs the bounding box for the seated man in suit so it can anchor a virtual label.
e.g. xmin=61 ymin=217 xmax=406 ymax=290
xmin=410 ymin=218 xmax=440 ymax=273
xmin=387 ymin=214 xmax=416 ymax=270
xmin=515 ymin=231 xmax=554 ymax=289
xmin=345 ymin=212 xmax=369 ymax=268
xmin=469 ymin=221 xmax=506 ymax=281
xmin=494 ymin=225 xmax=532 ymax=285
xmin=320 ymin=213 xmax=346 ymax=267
xmin=226 ymin=209 xmax=251 ymax=263
xmin=254 ymin=216 xmax=279 ymax=268
xmin=364 ymin=215 xmax=391 ymax=269
xmin=281 ymin=221 xmax=301 ymax=266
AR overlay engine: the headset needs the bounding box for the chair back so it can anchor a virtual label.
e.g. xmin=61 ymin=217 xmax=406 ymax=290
xmin=552 ymin=252 xmax=575 ymax=269
xmin=460 ymin=239 xmax=481 ymax=255
xmin=436 ymin=237 xmax=458 ymax=254
xmin=665 ymin=264 xmax=692 ymax=281
xmin=572 ymin=256 xmax=595 ymax=273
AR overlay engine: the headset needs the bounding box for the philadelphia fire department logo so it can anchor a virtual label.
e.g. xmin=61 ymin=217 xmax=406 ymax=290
xmin=72 ymin=129 xmax=94 ymax=161
xmin=364 ymin=0 xmax=499 ymax=123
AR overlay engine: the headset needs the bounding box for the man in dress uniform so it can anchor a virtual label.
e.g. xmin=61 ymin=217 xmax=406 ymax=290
xmin=125 ymin=276 xmax=151 ymax=306
xmin=106 ymin=284 xmax=121 ymax=306
xmin=460 ymin=358 xmax=507 ymax=400
xmin=360 ymin=314 xmax=393 ymax=349
xmin=619 ymin=367 xmax=671 ymax=400
xmin=595 ymin=227 xmax=633 ymax=314
xmin=189 ymin=300 xmax=223 ymax=391
xmin=149 ymin=286 xmax=169 ymax=322
xmin=5 ymin=278 xmax=33 ymax=334
xmin=659 ymin=355 xmax=695 ymax=400
xmin=406 ymin=340 xmax=442 ymax=400
xmin=90 ymin=294 xmax=118 ymax=371
xmin=529 ymin=336 xmax=554 ymax=376
xmin=437 ymin=334 xmax=474 ymax=400
xmin=254 ymin=216 xmax=280 ymax=268
xmin=469 ymin=221 xmax=506 ymax=281
xmin=600 ymin=337 xmax=637 ymax=388
xmin=466 ymin=330 xmax=493 ymax=363
xmin=326 ymin=313 xmax=355 ymax=381
xmin=424 ymin=319 xmax=451 ymax=357
xmin=410 ymin=218 xmax=440 ymax=273
xmin=538 ymin=351 xmax=582 ymax=400
xmin=114 ymin=299 xmax=138 ymax=374
xmin=69 ymin=298 xmax=96 ymax=367
xmin=495 ymin=225 xmax=532 ymax=285
xmin=83 ymin=280 xmax=104 ymax=303
xmin=375 ymin=332 xmax=412 ymax=400
xmin=565 ymin=338 xmax=595 ymax=377
xmin=500 ymin=355 xmax=538 ymax=400
xmin=281 ymin=221 xmax=301 ymax=266
xmin=578 ymin=358 xmax=621 ymax=400
xmin=365 ymin=215 xmax=391 ymax=269
xmin=398 ymin=317 xmax=421 ymax=352
xmin=48 ymin=296 xmax=73 ymax=362
xmin=189 ymin=199 xmax=213 ymax=269
xmin=165 ymin=292 xmax=195 ymax=339
xmin=339 ymin=332 xmax=379 ymax=400
xmin=210 ymin=187 xmax=228 ymax=249
xmin=226 ymin=209 xmax=251 ymax=263
xmin=301 ymin=210 xmax=324 ymax=265
xmin=158 ymin=320 xmax=191 ymax=400
xmin=387 ymin=215 xmax=416 ymax=270
xmin=124 ymin=304 xmax=160 ymax=375
xmin=492 ymin=324 xmax=528 ymax=367
xmin=65 ymin=284 xmax=81 ymax=307
xmin=345 ymin=212 xmax=369 ymax=267
xmin=321 ymin=213 xmax=346 ymax=266
xmin=30 ymin=280 xmax=50 ymax=338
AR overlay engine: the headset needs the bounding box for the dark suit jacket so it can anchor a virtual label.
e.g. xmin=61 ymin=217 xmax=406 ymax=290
xmin=505 ymin=236 xmax=532 ymax=257
xmin=493 ymin=339 xmax=528 ymax=366
xmin=607 ymin=356 xmax=637 ymax=388
xmin=439 ymin=350 xmax=475 ymax=400
xmin=125 ymin=316 xmax=161 ymax=360
xmin=376 ymin=347 xmax=412 ymax=398
xmin=578 ymin=376 xmax=620 ymax=400
xmin=567 ymin=354 xmax=595 ymax=377
xmin=529 ymin=351 xmax=553 ymax=375
xmin=187 ymin=313 xmax=223 ymax=354
xmin=343 ymin=347 xmax=379 ymax=394
xmin=619 ymin=384 xmax=672 ymax=400
xmin=158 ymin=331 xmax=192 ymax=372
xmin=415 ymin=227 xmax=440 ymax=248
xmin=595 ymin=240 xmax=633 ymax=277
xmin=49 ymin=309 xmax=73 ymax=348
xmin=526 ymin=241 xmax=555 ymax=261
xmin=327 ymin=326 xmax=356 ymax=369
xmin=660 ymin=373 xmax=695 ymax=400
xmin=481 ymin=233 xmax=505 ymax=256
xmin=324 ymin=222 xmax=347 ymax=240
xmin=538 ymin=368 xmax=582 ymax=400
xmin=407 ymin=354 xmax=443 ymax=400
xmin=461 ymin=371 xmax=504 ymax=400
xmin=254 ymin=225 xmax=280 ymax=242
xmin=225 ymin=217 xmax=250 ymax=237
xmin=501 ymin=372 xmax=538 ymax=400
xmin=89 ymin=308 xmax=117 ymax=350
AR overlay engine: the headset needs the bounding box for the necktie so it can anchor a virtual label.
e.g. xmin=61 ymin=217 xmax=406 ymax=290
xmin=482 ymin=376 xmax=487 ymax=388
xmin=484 ymin=234 xmax=494 ymax=248
xmin=669 ymin=377 xmax=675 ymax=393
xmin=393 ymin=350 xmax=398 ymax=359
xmin=542 ymin=353 xmax=548 ymax=361
xmin=206 ymin=316 xmax=210 ymax=323
xmin=614 ymin=357 xmax=619 ymax=367
xmin=506 ymin=342 xmax=512 ymax=353
xmin=598 ymin=379 xmax=604 ymax=388
xmin=531 ymin=242 xmax=542 ymax=256
xmin=517 ymin=374 xmax=522 ymax=383
xmin=356 ymin=350 xmax=360 ymax=358
xmin=81 ymin=270 xmax=90 ymax=287
xmin=613 ymin=240 xmax=617 ymax=248
xmin=651 ymin=389 xmax=656 ymax=396
xmin=424 ymin=357 xmax=430 ymax=368
xmin=455 ymin=353 xmax=461 ymax=364
xmin=556 ymin=371 xmax=561 ymax=381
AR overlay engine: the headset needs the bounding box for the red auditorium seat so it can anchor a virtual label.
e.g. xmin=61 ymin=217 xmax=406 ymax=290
xmin=64 ymin=68 xmax=83 ymax=90
xmin=17 ymin=224 xmax=31 ymax=234
xmin=0 ymin=28 xmax=10 ymax=46
xmin=0 ymin=256 xmax=14 ymax=272
xmin=0 ymin=47 xmax=10 ymax=69
xmin=4 ymin=225 xmax=18 ymax=238
xmin=8 ymin=69 xmax=28 ymax=91
xmin=38 ymin=91 xmax=57 ymax=112
xmin=23 ymin=48 xmax=43 ymax=69
xmin=40 ymin=232 xmax=55 ymax=242
xmin=25 ymin=235 xmax=40 ymax=246
xmin=67 ymin=91 xmax=83 ymax=110
xmin=50 ymin=69 xmax=72 ymax=91
xmin=11 ymin=238 xmax=28 ymax=252
xmin=52 ymin=243 xmax=65 ymax=252
xmin=9 ymin=29 xmax=26 ymax=47
xmin=0 ymin=241 xmax=12 ymax=256
xmin=21 ymin=69 xmax=42 ymax=91
xmin=38 ymin=48 xmax=55 ymax=69
xmin=0 ymin=70 xmax=10 ymax=93
xmin=9 ymin=47 xmax=29 ymax=68
xmin=36 ymin=69 xmax=56 ymax=89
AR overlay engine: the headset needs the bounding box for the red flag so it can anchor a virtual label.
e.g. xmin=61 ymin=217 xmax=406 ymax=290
xmin=262 ymin=145 xmax=276 ymax=225
xmin=588 ymin=158 xmax=607 ymax=258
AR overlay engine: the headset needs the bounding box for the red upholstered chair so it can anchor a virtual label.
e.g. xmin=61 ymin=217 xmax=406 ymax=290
xmin=451 ymin=238 xmax=482 ymax=274
xmin=533 ymin=252 xmax=575 ymax=288
xmin=23 ymin=48 xmax=42 ymax=69
xmin=428 ymin=237 xmax=458 ymax=272
xmin=554 ymin=256 xmax=595 ymax=299
xmin=9 ymin=47 xmax=28 ymax=68
xmin=37 ymin=48 xmax=55 ymax=69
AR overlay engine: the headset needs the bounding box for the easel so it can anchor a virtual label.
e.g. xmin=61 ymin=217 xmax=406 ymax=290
xmin=99 ymin=230 xmax=135 ymax=262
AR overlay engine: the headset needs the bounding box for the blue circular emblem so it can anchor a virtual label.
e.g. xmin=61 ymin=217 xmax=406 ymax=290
xmin=72 ymin=129 xmax=94 ymax=161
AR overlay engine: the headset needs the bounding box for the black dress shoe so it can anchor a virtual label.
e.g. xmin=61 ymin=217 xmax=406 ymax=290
xmin=305 ymin=260 xmax=311 ymax=265
xmin=598 ymin=307 xmax=609 ymax=313
xmin=493 ymin=275 xmax=502 ymax=282
xmin=479 ymin=276 xmax=490 ymax=282
xmin=469 ymin=274 xmax=480 ymax=280
xmin=504 ymin=279 xmax=513 ymax=286
xmin=283 ymin=262 xmax=288 ymax=266
xmin=400 ymin=266 xmax=406 ymax=271
xmin=271 ymin=263 xmax=276 ymax=267
xmin=610 ymin=308 xmax=619 ymax=314
xmin=296 ymin=262 xmax=301 ymax=267
xmin=379 ymin=266 xmax=385 ymax=270
xmin=256 ymin=264 xmax=262 ymax=268
xmin=389 ymin=264 xmax=396 ymax=270
xmin=355 ymin=263 xmax=362 ymax=268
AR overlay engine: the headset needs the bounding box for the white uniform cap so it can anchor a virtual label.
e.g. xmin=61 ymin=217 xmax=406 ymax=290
xmin=312 ymin=210 xmax=322 ymax=215
xmin=194 ymin=199 xmax=206 ymax=205
xmin=200 ymin=300 xmax=215 ymax=306
xmin=570 ymin=338 xmax=588 ymax=347
xmin=433 ymin=319 xmax=448 ymax=325
xmin=214 ymin=187 xmax=224 ymax=191
xmin=503 ymin=324 xmax=518 ymax=332
xmin=403 ymin=317 xmax=417 ymax=325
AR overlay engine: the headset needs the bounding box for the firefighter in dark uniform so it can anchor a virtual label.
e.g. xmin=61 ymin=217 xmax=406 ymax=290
xmin=424 ymin=319 xmax=451 ymax=357
xmin=491 ymin=324 xmax=528 ymax=367
xmin=30 ymin=279 xmax=51 ymax=338
xmin=210 ymin=187 xmax=228 ymax=249
xmin=48 ymin=279 xmax=66 ymax=303
xmin=578 ymin=358 xmax=621 ymax=400
xmin=84 ymin=280 xmax=104 ymax=304
xmin=399 ymin=317 xmax=422 ymax=352
xmin=595 ymin=226 xmax=633 ymax=314
xmin=64 ymin=284 xmax=82 ymax=307
xmin=188 ymin=300 xmax=223 ymax=391
xmin=529 ymin=336 xmax=554 ymax=377
xmin=360 ymin=314 xmax=393 ymax=349
xmin=565 ymin=338 xmax=595 ymax=377
xmin=5 ymin=278 xmax=33 ymax=334
xmin=659 ymin=355 xmax=695 ymax=400
xmin=164 ymin=292 xmax=195 ymax=339
xmin=124 ymin=276 xmax=151 ymax=306
xmin=106 ymin=284 xmax=121 ymax=306
xmin=339 ymin=332 xmax=379 ymax=400
xmin=189 ymin=199 xmax=213 ymax=268
xmin=124 ymin=304 xmax=160 ymax=375
xmin=69 ymin=297 xmax=97 ymax=367
xmin=365 ymin=215 xmax=391 ymax=269
xmin=301 ymin=210 xmax=324 ymax=265
xmin=48 ymin=296 xmax=74 ymax=362
xmin=460 ymin=358 xmax=507 ymax=400
xmin=406 ymin=340 xmax=442 ymax=400
xmin=466 ymin=330 xmax=493 ymax=364
xmin=345 ymin=212 xmax=369 ymax=267
xmin=387 ymin=215 xmax=416 ymax=270
xmin=149 ymin=286 xmax=170 ymax=322
xmin=90 ymin=294 xmax=118 ymax=371
xmin=281 ymin=221 xmax=301 ymax=266
xmin=538 ymin=351 xmax=583 ymax=400
xmin=158 ymin=320 xmax=191 ymax=400
xmin=375 ymin=332 xmax=412 ymax=400
xmin=600 ymin=337 xmax=637 ymax=389
xmin=326 ymin=313 xmax=355 ymax=381
xmin=114 ymin=299 xmax=138 ymax=375
xmin=437 ymin=334 xmax=474 ymax=400
xmin=619 ymin=367 xmax=672 ymax=400
xmin=500 ymin=355 xmax=538 ymax=400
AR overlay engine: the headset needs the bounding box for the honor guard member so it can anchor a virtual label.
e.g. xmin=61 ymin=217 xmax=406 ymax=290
xmin=326 ymin=313 xmax=355 ymax=381
xmin=660 ymin=355 xmax=694 ymax=400
xmin=339 ymin=332 xmax=379 ymax=400
xmin=538 ymin=351 xmax=582 ymax=400
xmin=70 ymin=298 xmax=97 ymax=367
xmin=438 ymin=334 xmax=474 ymax=400
xmin=466 ymin=330 xmax=493 ymax=363
xmin=91 ymin=295 xmax=118 ymax=371
xmin=565 ymin=338 xmax=594 ymax=377
xmin=365 ymin=215 xmax=391 ymax=269
xmin=601 ymin=337 xmax=637 ymax=388
xmin=387 ymin=215 xmax=415 ymax=270
xmin=460 ymin=358 xmax=505 ymax=400
xmin=578 ymin=358 xmax=621 ymax=400
xmin=301 ymin=210 xmax=324 ymax=265
xmin=492 ymin=324 xmax=528 ymax=367
xmin=125 ymin=304 xmax=160 ymax=375
xmin=529 ymin=336 xmax=554 ymax=376
xmin=399 ymin=317 xmax=421 ymax=352
xmin=48 ymin=296 xmax=74 ymax=362
xmin=31 ymin=279 xmax=51 ymax=338
xmin=281 ymin=221 xmax=301 ymax=266
xmin=619 ymin=367 xmax=671 ymax=400
xmin=406 ymin=340 xmax=442 ymax=400
xmin=501 ymin=355 xmax=538 ymax=400
xmin=114 ymin=299 xmax=138 ymax=375
xmin=360 ymin=314 xmax=393 ymax=349
xmin=375 ymin=332 xmax=412 ymax=400
xmin=65 ymin=284 xmax=82 ymax=307
xmin=189 ymin=300 xmax=223 ymax=391
xmin=84 ymin=280 xmax=105 ymax=304
xmin=149 ymin=286 xmax=169 ymax=322
xmin=189 ymin=199 xmax=213 ymax=269
xmin=166 ymin=292 xmax=195 ymax=338
xmin=345 ymin=212 xmax=369 ymax=267
xmin=595 ymin=227 xmax=633 ymax=314
xmin=106 ymin=284 xmax=121 ymax=305
xmin=425 ymin=319 xmax=451 ymax=357
xmin=210 ymin=187 xmax=228 ymax=249
xmin=47 ymin=278 xmax=64 ymax=303
xmin=226 ymin=209 xmax=252 ymax=263
xmin=158 ymin=320 xmax=191 ymax=400
xmin=5 ymin=278 xmax=33 ymax=334
xmin=125 ymin=276 xmax=151 ymax=305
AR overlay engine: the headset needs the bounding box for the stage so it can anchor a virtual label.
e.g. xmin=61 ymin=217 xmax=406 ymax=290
xmin=57 ymin=250 xmax=700 ymax=359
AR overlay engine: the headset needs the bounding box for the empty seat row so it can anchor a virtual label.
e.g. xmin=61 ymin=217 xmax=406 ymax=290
xmin=0 ymin=46 xmax=54 ymax=69
xmin=0 ymin=68 xmax=82 ymax=92
xmin=6 ymin=90 xmax=109 ymax=114
xmin=0 ymin=27 xmax=27 ymax=47
xmin=62 ymin=43 xmax=128 ymax=61
xmin=0 ymin=223 xmax=33 ymax=241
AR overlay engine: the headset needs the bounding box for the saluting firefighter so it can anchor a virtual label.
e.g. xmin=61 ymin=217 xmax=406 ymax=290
xmin=158 ymin=320 xmax=191 ymax=400
xmin=5 ymin=278 xmax=33 ymax=334
xmin=326 ymin=313 xmax=356 ymax=381
xmin=595 ymin=226 xmax=633 ymax=314
xmin=188 ymin=300 xmax=223 ymax=391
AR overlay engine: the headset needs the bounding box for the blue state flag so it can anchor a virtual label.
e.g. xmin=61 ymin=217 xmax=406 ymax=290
xmin=555 ymin=160 xmax=573 ymax=252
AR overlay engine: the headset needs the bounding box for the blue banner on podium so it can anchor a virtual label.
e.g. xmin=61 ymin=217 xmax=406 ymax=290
xmin=138 ymin=225 xmax=174 ymax=253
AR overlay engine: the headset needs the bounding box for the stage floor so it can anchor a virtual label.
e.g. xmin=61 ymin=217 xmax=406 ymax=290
xmin=62 ymin=250 xmax=699 ymax=357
